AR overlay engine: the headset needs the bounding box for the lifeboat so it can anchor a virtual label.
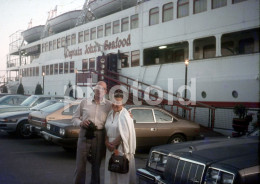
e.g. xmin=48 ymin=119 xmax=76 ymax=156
xmin=22 ymin=25 xmax=44 ymax=43
xmin=47 ymin=10 xmax=81 ymax=34
xmin=88 ymin=0 xmax=137 ymax=19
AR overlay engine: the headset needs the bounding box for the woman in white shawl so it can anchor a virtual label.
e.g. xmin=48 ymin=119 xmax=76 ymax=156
xmin=104 ymin=92 xmax=136 ymax=184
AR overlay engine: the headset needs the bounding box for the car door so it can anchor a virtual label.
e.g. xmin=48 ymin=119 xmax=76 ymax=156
xmin=153 ymin=109 xmax=175 ymax=144
xmin=130 ymin=108 xmax=158 ymax=147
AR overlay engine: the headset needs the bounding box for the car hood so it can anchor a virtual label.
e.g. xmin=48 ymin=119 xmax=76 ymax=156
xmin=48 ymin=119 xmax=73 ymax=128
xmin=30 ymin=110 xmax=50 ymax=119
xmin=0 ymin=110 xmax=31 ymax=118
xmin=0 ymin=106 xmax=30 ymax=113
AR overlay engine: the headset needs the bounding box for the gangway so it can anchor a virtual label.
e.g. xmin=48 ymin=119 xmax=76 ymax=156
xmin=76 ymin=70 xmax=216 ymax=129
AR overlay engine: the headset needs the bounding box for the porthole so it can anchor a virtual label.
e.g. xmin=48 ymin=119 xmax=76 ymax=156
xmin=232 ymin=90 xmax=238 ymax=98
xmin=201 ymin=91 xmax=207 ymax=98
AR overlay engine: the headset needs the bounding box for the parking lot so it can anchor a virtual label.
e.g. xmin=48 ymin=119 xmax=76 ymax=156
xmin=0 ymin=130 xmax=148 ymax=184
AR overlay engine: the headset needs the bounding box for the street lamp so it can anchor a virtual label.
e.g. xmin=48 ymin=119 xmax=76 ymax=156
xmin=42 ymin=72 xmax=45 ymax=94
xmin=183 ymin=59 xmax=189 ymax=118
xmin=19 ymin=74 xmax=22 ymax=84
xmin=74 ymin=68 xmax=78 ymax=99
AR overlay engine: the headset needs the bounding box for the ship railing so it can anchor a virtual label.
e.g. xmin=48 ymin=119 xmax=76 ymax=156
xmin=76 ymin=69 xmax=216 ymax=127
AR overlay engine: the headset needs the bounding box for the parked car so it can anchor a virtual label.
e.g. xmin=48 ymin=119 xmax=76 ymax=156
xmin=0 ymin=93 xmax=12 ymax=98
xmin=28 ymin=100 xmax=80 ymax=137
xmin=0 ymin=95 xmax=74 ymax=114
xmin=0 ymin=95 xmax=27 ymax=106
xmin=0 ymin=100 xmax=59 ymax=138
xmin=136 ymin=129 xmax=259 ymax=184
xmin=41 ymin=105 xmax=200 ymax=151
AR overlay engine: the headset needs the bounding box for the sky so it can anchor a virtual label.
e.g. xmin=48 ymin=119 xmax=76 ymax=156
xmin=0 ymin=0 xmax=85 ymax=80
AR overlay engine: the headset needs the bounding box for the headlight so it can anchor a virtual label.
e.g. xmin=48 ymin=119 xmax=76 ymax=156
xmin=0 ymin=118 xmax=16 ymax=123
xmin=46 ymin=124 xmax=51 ymax=130
xmin=204 ymin=168 xmax=234 ymax=184
xmin=59 ymin=128 xmax=65 ymax=136
xmin=148 ymin=151 xmax=168 ymax=172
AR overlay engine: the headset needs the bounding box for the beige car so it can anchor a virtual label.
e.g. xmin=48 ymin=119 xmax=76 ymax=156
xmin=42 ymin=105 xmax=200 ymax=150
xmin=28 ymin=100 xmax=80 ymax=137
xmin=128 ymin=106 xmax=200 ymax=148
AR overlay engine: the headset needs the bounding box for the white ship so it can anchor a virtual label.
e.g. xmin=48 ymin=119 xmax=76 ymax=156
xmin=5 ymin=0 xmax=260 ymax=135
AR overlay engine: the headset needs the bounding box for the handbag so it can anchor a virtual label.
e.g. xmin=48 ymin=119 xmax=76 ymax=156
xmin=108 ymin=142 xmax=129 ymax=174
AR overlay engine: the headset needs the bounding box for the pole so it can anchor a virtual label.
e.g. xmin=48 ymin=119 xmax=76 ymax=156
xmin=183 ymin=59 xmax=189 ymax=118
xmin=43 ymin=75 xmax=44 ymax=94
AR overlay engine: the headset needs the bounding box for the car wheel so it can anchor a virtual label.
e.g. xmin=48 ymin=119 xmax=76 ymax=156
xmin=16 ymin=121 xmax=32 ymax=138
xmin=168 ymin=134 xmax=186 ymax=144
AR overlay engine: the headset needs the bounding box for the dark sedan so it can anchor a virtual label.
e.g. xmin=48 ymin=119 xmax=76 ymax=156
xmin=136 ymin=129 xmax=259 ymax=184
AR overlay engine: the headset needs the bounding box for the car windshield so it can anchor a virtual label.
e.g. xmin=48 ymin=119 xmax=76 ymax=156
xmin=0 ymin=96 xmax=12 ymax=103
xmin=30 ymin=100 xmax=58 ymax=111
xmin=20 ymin=96 xmax=38 ymax=106
xmin=40 ymin=102 xmax=68 ymax=113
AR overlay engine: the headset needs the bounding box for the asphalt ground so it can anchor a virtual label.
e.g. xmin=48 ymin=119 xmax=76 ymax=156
xmin=0 ymin=130 xmax=148 ymax=184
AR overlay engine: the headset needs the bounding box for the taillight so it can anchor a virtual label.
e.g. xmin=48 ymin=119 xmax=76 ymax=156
xmin=41 ymin=118 xmax=47 ymax=127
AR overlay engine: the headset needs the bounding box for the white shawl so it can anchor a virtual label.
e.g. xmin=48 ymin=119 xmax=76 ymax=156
xmin=118 ymin=108 xmax=136 ymax=155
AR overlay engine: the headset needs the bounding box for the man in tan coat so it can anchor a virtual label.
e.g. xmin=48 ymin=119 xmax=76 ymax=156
xmin=72 ymin=81 xmax=112 ymax=184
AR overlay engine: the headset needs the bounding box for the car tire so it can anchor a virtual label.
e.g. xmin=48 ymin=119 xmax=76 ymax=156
xmin=168 ymin=134 xmax=186 ymax=144
xmin=16 ymin=121 xmax=32 ymax=138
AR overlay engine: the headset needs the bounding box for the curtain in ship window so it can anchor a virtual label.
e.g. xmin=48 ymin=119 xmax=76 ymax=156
xmin=113 ymin=20 xmax=120 ymax=34
xmin=149 ymin=7 xmax=159 ymax=25
xmin=49 ymin=41 xmax=53 ymax=51
xmin=82 ymin=59 xmax=88 ymax=70
xmin=50 ymin=65 xmax=53 ymax=75
xmin=59 ymin=63 xmax=63 ymax=74
xmin=46 ymin=65 xmax=50 ymax=75
xmin=70 ymin=61 xmax=75 ymax=73
xmin=232 ymin=0 xmax=246 ymax=4
xmin=57 ymin=38 xmax=61 ymax=48
xmin=66 ymin=36 xmax=71 ymax=46
xmin=131 ymin=50 xmax=140 ymax=67
xmin=61 ymin=37 xmax=65 ymax=47
xmin=71 ymin=34 xmax=76 ymax=45
xmin=121 ymin=52 xmax=129 ymax=68
xmin=84 ymin=30 xmax=89 ymax=42
xmin=212 ymin=0 xmax=227 ymax=9
xmin=45 ymin=42 xmax=49 ymax=52
xmin=194 ymin=0 xmax=207 ymax=14
xmin=89 ymin=58 xmax=95 ymax=70
xmin=203 ymin=45 xmax=216 ymax=58
xmin=105 ymin=23 xmax=111 ymax=36
xmin=121 ymin=17 xmax=129 ymax=32
xmin=130 ymin=14 xmax=138 ymax=29
xmin=163 ymin=2 xmax=173 ymax=22
xmin=178 ymin=0 xmax=189 ymax=18
xmin=91 ymin=27 xmax=96 ymax=40
xmin=54 ymin=64 xmax=58 ymax=75
xmin=42 ymin=44 xmax=45 ymax=52
xmin=36 ymin=67 xmax=39 ymax=76
xmin=97 ymin=25 xmax=103 ymax=38
xmin=53 ymin=40 xmax=57 ymax=50
xmin=78 ymin=32 xmax=83 ymax=43
xmin=64 ymin=62 xmax=68 ymax=74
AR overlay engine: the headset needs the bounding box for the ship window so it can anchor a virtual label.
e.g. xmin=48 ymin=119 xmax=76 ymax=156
xmin=57 ymin=38 xmax=61 ymax=48
xmin=45 ymin=42 xmax=49 ymax=52
xmin=113 ymin=20 xmax=120 ymax=34
xmin=70 ymin=61 xmax=75 ymax=73
xmin=32 ymin=67 xmax=35 ymax=76
xmin=54 ymin=64 xmax=58 ymax=75
xmin=53 ymin=40 xmax=57 ymax=50
xmin=131 ymin=14 xmax=138 ymax=29
xmin=163 ymin=2 xmax=173 ymax=22
xmin=201 ymin=91 xmax=207 ymax=98
xmin=203 ymin=45 xmax=216 ymax=58
xmin=97 ymin=25 xmax=103 ymax=38
xmin=178 ymin=0 xmax=189 ymax=18
xmin=131 ymin=50 xmax=140 ymax=67
xmin=89 ymin=58 xmax=95 ymax=70
xmin=66 ymin=35 xmax=71 ymax=46
xmin=194 ymin=36 xmax=216 ymax=59
xmin=239 ymin=38 xmax=254 ymax=54
xmin=194 ymin=0 xmax=207 ymax=14
xmin=144 ymin=42 xmax=188 ymax=65
xmin=149 ymin=7 xmax=159 ymax=26
xmin=30 ymin=68 xmax=33 ymax=77
xmin=78 ymin=31 xmax=83 ymax=43
xmin=59 ymin=63 xmax=63 ymax=74
xmin=42 ymin=66 xmax=45 ymax=76
xmin=64 ymin=62 xmax=69 ymax=74
xmin=46 ymin=65 xmax=50 ymax=75
xmin=232 ymin=0 xmax=246 ymax=3
xmin=71 ymin=34 xmax=76 ymax=45
xmin=84 ymin=30 xmax=89 ymax=42
xmin=121 ymin=17 xmax=129 ymax=32
xmin=82 ymin=59 xmax=88 ymax=70
xmin=50 ymin=64 xmax=54 ymax=75
xmin=105 ymin=23 xmax=111 ymax=36
xmin=42 ymin=44 xmax=45 ymax=52
xmin=221 ymin=41 xmax=234 ymax=56
xmin=49 ymin=41 xmax=53 ymax=51
xmin=61 ymin=37 xmax=65 ymax=47
xmin=36 ymin=67 xmax=39 ymax=76
xmin=212 ymin=0 xmax=227 ymax=9
xmin=232 ymin=90 xmax=238 ymax=98
xmin=91 ymin=27 xmax=96 ymax=40
xmin=121 ymin=52 xmax=130 ymax=68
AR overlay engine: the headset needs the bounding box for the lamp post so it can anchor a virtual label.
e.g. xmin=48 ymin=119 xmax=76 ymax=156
xmin=183 ymin=59 xmax=189 ymax=118
xmin=19 ymin=74 xmax=22 ymax=84
xmin=42 ymin=72 xmax=45 ymax=94
xmin=74 ymin=68 xmax=78 ymax=99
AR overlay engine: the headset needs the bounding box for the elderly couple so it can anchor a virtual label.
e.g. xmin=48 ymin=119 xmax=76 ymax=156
xmin=72 ymin=81 xmax=136 ymax=184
